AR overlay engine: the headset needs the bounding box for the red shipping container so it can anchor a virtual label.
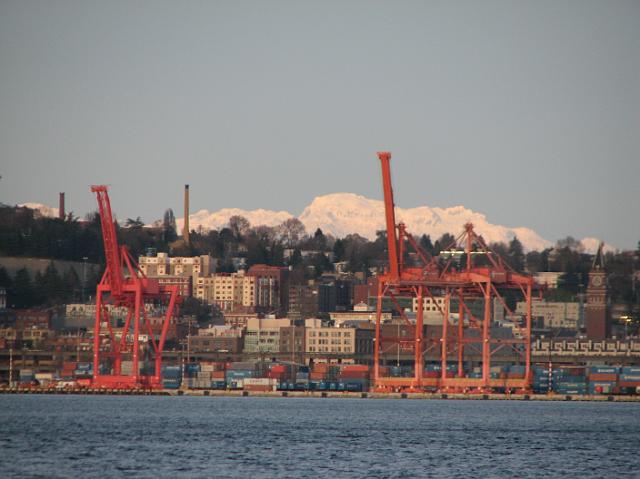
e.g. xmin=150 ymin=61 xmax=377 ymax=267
xmin=588 ymin=373 xmax=618 ymax=381
xmin=270 ymin=365 xmax=287 ymax=373
xmin=211 ymin=371 xmax=225 ymax=379
xmin=619 ymin=381 xmax=640 ymax=388
xmin=340 ymin=371 xmax=369 ymax=379
xmin=422 ymin=371 xmax=439 ymax=378
xmin=341 ymin=365 xmax=369 ymax=372
xmin=309 ymin=372 xmax=325 ymax=380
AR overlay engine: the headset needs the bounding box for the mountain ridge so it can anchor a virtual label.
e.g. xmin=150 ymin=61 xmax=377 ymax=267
xmin=18 ymin=197 xmax=617 ymax=253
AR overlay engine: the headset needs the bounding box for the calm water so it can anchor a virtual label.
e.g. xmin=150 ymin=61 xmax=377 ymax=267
xmin=1 ymin=395 xmax=639 ymax=478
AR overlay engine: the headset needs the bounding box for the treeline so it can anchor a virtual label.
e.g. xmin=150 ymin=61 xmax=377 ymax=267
xmin=1 ymin=204 xmax=638 ymax=307
xmin=0 ymin=263 xmax=101 ymax=309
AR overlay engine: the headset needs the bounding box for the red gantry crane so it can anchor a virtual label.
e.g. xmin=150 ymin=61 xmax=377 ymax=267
xmin=91 ymin=185 xmax=182 ymax=389
xmin=373 ymin=153 xmax=538 ymax=393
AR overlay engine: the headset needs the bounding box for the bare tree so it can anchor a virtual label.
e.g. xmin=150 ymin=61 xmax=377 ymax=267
xmin=277 ymin=218 xmax=306 ymax=247
xmin=228 ymin=215 xmax=251 ymax=240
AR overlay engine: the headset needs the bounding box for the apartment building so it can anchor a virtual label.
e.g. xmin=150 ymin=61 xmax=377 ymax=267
xmin=138 ymin=252 xmax=215 ymax=281
xmin=195 ymin=271 xmax=257 ymax=310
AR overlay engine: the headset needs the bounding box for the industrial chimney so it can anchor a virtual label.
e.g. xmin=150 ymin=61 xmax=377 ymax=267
xmin=183 ymin=184 xmax=190 ymax=244
xmin=59 ymin=192 xmax=65 ymax=220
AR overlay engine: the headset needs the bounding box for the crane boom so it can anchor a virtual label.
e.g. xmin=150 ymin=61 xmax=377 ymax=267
xmin=91 ymin=185 xmax=124 ymax=297
xmin=377 ymin=152 xmax=399 ymax=280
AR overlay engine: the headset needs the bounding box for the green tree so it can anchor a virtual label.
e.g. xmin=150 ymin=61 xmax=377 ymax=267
xmin=11 ymin=268 xmax=35 ymax=308
xmin=419 ymin=234 xmax=434 ymax=256
xmin=333 ymin=239 xmax=346 ymax=262
xmin=0 ymin=266 xmax=12 ymax=290
xmin=508 ymin=237 xmax=525 ymax=272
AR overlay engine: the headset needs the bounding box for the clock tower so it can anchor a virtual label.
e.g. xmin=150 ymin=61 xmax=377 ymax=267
xmin=585 ymin=242 xmax=609 ymax=339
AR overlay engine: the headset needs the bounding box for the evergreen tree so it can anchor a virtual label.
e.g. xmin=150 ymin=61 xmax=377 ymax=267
xmin=333 ymin=239 xmax=346 ymax=262
xmin=313 ymin=228 xmax=328 ymax=251
xmin=11 ymin=268 xmax=35 ymax=308
xmin=419 ymin=234 xmax=434 ymax=255
xmin=508 ymin=237 xmax=525 ymax=272
xmin=0 ymin=267 xmax=12 ymax=290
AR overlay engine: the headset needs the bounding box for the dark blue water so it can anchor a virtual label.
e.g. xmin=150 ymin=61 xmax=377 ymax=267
xmin=1 ymin=395 xmax=639 ymax=478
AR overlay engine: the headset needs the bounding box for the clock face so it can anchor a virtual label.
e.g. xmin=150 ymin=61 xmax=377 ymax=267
xmin=592 ymin=275 xmax=603 ymax=287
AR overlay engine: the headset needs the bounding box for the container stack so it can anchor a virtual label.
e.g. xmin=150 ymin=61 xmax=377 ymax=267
xmin=505 ymin=365 xmax=526 ymax=379
xmin=121 ymin=361 xmax=133 ymax=376
xmin=74 ymin=362 xmax=93 ymax=379
xmin=202 ymin=362 xmax=227 ymax=389
xmin=190 ymin=369 xmax=213 ymax=389
xmin=19 ymin=368 xmax=35 ymax=385
xmin=552 ymin=367 xmax=587 ymax=395
xmin=532 ymin=367 xmax=552 ymax=393
xmin=161 ymin=365 xmax=182 ymax=389
xmin=338 ymin=365 xmax=370 ymax=392
xmin=618 ymin=366 xmax=640 ymax=392
xmin=225 ymin=362 xmax=256 ymax=389
xmin=243 ymin=378 xmax=277 ymax=392
xmin=35 ymin=372 xmax=54 ymax=387
xmin=587 ymin=366 xmax=619 ymax=394
xmin=60 ymin=362 xmax=77 ymax=380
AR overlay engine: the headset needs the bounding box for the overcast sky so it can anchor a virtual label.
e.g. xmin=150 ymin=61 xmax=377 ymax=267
xmin=1 ymin=1 xmax=638 ymax=249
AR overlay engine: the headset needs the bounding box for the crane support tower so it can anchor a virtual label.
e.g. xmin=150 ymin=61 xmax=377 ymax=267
xmin=373 ymin=153 xmax=538 ymax=393
xmin=91 ymin=185 xmax=182 ymax=389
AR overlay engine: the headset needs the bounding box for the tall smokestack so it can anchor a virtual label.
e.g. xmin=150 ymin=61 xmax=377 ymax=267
xmin=59 ymin=192 xmax=65 ymax=220
xmin=183 ymin=184 xmax=190 ymax=244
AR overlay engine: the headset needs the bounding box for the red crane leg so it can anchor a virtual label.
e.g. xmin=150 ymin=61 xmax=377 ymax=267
xmin=441 ymin=290 xmax=449 ymax=383
xmin=414 ymin=286 xmax=424 ymax=386
xmin=482 ymin=282 xmax=491 ymax=388
xmin=457 ymin=288 xmax=464 ymax=378
xmin=374 ymin=281 xmax=383 ymax=386
xmin=132 ymin=286 xmax=142 ymax=383
xmin=93 ymin=288 xmax=104 ymax=377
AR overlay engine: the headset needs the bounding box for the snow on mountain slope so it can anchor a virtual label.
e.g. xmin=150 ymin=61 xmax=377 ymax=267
xmin=579 ymin=237 xmax=618 ymax=254
xmin=298 ymin=193 xmax=551 ymax=251
xmin=175 ymin=208 xmax=293 ymax=233
xmin=178 ymin=193 xmax=551 ymax=251
xmin=18 ymin=203 xmax=59 ymax=218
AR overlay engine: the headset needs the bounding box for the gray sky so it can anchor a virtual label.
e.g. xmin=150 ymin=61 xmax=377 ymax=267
xmin=1 ymin=1 xmax=638 ymax=249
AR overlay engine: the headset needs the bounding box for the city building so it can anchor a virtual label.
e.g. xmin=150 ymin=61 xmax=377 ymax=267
xmin=329 ymin=308 xmax=392 ymax=327
xmin=305 ymin=322 xmax=374 ymax=356
xmin=278 ymin=326 xmax=306 ymax=355
xmin=223 ymin=312 xmax=260 ymax=329
xmin=138 ymin=252 xmax=215 ymax=279
xmin=515 ymin=299 xmax=580 ymax=329
xmin=195 ymin=271 xmax=257 ymax=310
xmin=14 ymin=309 xmax=52 ymax=330
xmin=533 ymin=272 xmax=563 ymax=289
xmin=243 ymin=317 xmax=292 ymax=353
xmin=247 ymin=264 xmax=289 ymax=312
xmin=189 ymin=335 xmax=244 ymax=354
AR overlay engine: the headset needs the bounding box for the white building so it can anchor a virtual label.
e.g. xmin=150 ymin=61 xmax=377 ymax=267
xmin=515 ymin=299 xmax=580 ymax=329
xmin=195 ymin=271 xmax=257 ymax=310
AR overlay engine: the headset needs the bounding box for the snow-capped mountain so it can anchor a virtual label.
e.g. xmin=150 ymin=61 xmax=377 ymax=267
xmin=18 ymin=203 xmax=59 ymax=218
xmin=579 ymin=237 xmax=618 ymax=254
xmin=176 ymin=208 xmax=293 ymax=233
xmin=17 ymin=197 xmax=620 ymax=253
xmin=177 ymin=193 xmax=553 ymax=251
